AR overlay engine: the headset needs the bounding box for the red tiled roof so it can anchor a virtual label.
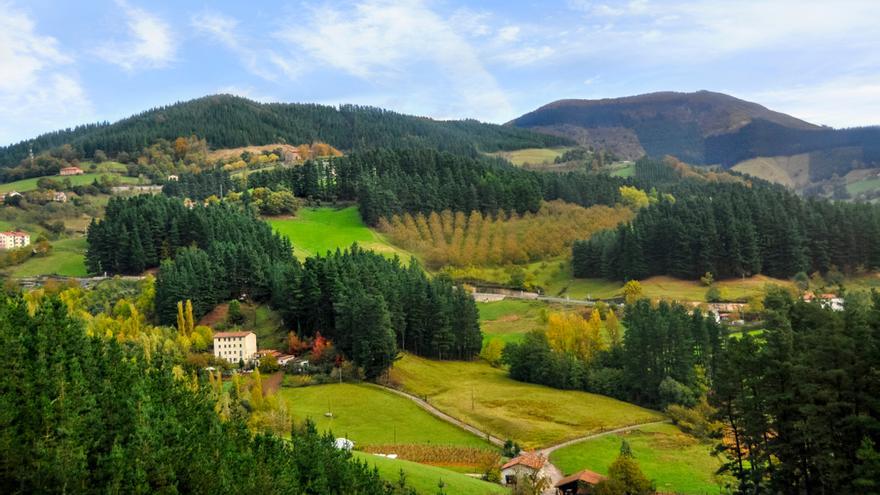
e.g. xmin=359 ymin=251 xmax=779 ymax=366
xmin=1 ymin=231 xmax=28 ymax=237
xmin=555 ymin=469 xmax=607 ymax=487
xmin=502 ymin=452 xmax=546 ymax=471
xmin=214 ymin=331 xmax=255 ymax=338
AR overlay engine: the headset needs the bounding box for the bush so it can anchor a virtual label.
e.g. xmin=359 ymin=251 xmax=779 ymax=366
xmin=658 ymin=376 xmax=697 ymax=407
xmin=667 ymin=397 xmax=723 ymax=441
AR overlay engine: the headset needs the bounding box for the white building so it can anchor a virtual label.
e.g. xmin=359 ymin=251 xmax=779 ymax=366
xmin=0 ymin=231 xmax=30 ymax=250
xmin=500 ymin=452 xmax=549 ymax=486
xmin=213 ymin=331 xmax=258 ymax=364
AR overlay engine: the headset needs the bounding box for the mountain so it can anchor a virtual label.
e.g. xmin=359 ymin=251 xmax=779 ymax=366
xmin=509 ymin=91 xmax=880 ymax=183
xmin=0 ymin=94 xmax=570 ymax=167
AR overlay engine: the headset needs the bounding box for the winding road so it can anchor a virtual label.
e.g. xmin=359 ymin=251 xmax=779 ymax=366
xmin=376 ymin=384 xmax=669 ymax=493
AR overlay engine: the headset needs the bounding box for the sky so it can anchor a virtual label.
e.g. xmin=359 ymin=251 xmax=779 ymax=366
xmin=2 ymin=0 xmax=880 ymax=145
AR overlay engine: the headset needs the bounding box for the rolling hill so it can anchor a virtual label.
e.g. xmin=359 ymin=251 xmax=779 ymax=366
xmin=509 ymin=91 xmax=880 ymax=184
xmin=0 ymin=94 xmax=570 ymax=168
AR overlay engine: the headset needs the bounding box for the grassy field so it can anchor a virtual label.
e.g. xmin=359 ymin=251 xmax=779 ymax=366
xmin=609 ymin=162 xmax=635 ymax=178
xmin=280 ymin=383 xmax=489 ymax=448
xmin=352 ymin=452 xmax=505 ymax=495
xmin=550 ymin=423 xmax=725 ymax=494
xmin=847 ymin=177 xmax=880 ymax=196
xmin=457 ymin=259 xmax=794 ymax=302
xmin=8 ymin=237 xmax=88 ymax=277
xmin=0 ymin=172 xmax=140 ymax=193
xmin=489 ymin=147 xmax=572 ymax=166
xmin=268 ymin=207 xmax=411 ymax=260
xmin=390 ymin=354 xmax=662 ymax=449
xmin=479 ymin=299 xmax=547 ymax=346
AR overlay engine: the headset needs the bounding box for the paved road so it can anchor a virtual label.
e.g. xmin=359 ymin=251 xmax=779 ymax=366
xmin=378 ymin=384 xmax=668 ymax=493
xmin=472 ymin=291 xmax=616 ymax=307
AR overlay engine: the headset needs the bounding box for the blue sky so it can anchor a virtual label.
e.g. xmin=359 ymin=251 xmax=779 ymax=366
xmin=2 ymin=0 xmax=880 ymax=145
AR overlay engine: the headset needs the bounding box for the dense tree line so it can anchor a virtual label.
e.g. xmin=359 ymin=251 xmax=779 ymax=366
xmin=85 ymin=195 xmax=292 ymax=279
xmin=502 ymin=300 xmax=721 ymax=409
xmin=573 ymin=179 xmax=880 ymax=280
xmin=270 ymin=246 xmax=482 ymax=373
xmin=247 ymin=148 xmax=626 ymax=225
xmin=0 ymin=95 xmax=569 ymax=168
xmin=712 ymin=289 xmax=880 ymax=492
xmin=0 ymin=294 xmax=399 ymax=494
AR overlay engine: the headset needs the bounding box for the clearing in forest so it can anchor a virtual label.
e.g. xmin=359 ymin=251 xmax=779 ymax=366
xmin=268 ymin=206 xmax=410 ymax=260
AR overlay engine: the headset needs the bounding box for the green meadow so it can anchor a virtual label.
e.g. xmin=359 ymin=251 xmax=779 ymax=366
xmin=268 ymin=206 xmax=411 ymax=260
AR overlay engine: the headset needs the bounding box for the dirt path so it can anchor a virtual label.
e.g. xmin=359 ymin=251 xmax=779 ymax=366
xmin=262 ymin=372 xmax=284 ymax=396
xmin=379 ymin=384 xmax=669 ymax=494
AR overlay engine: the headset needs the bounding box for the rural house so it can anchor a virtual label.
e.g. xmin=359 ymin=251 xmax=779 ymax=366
xmin=59 ymin=166 xmax=84 ymax=176
xmin=0 ymin=231 xmax=30 ymax=250
xmin=803 ymin=291 xmax=844 ymax=311
xmin=213 ymin=331 xmax=258 ymax=364
xmin=54 ymin=191 xmax=68 ymax=202
xmin=554 ymin=469 xmax=607 ymax=494
xmin=501 ymin=451 xmax=549 ymax=486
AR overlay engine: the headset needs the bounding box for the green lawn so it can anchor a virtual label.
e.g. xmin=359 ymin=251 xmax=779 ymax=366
xmin=8 ymin=237 xmax=88 ymax=277
xmin=352 ymin=452 xmax=505 ymax=495
xmin=550 ymin=423 xmax=726 ymax=494
xmin=268 ymin=207 xmax=411 ymax=260
xmin=280 ymin=383 xmax=490 ymax=448
xmin=0 ymin=172 xmax=140 ymax=193
xmin=390 ymin=354 xmax=663 ymax=449
xmin=479 ymin=299 xmax=547 ymax=346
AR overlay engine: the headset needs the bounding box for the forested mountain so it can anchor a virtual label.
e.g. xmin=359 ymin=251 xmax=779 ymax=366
xmin=0 ymin=94 xmax=570 ymax=167
xmin=509 ymin=91 xmax=880 ymax=178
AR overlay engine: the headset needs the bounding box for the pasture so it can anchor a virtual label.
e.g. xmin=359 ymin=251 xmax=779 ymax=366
xmin=8 ymin=237 xmax=88 ymax=277
xmin=280 ymin=383 xmax=490 ymax=448
xmin=0 ymin=172 xmax=141 ymax=194
xmin=268 ymin=206 xmax=410 ymax=260
xmin=390 ymin=354 xmax=663 ymax=449
xmin=489 ymin=147 xmax=572 ymax=166
xmin=550 ymin=422 xmax=726 ymax=494
xmin=352 ymin=452 xmax=505 ymax=495
xmin=479 ymin=299 xmax=547 ymax=346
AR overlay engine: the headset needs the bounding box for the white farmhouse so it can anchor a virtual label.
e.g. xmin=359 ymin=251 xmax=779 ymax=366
xmin=213 ymin=331 xmax=258 ymax=364
xmin=500 ymin=452 xmax=549 ymax=486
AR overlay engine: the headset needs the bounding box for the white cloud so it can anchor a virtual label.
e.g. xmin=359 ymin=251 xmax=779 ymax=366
xmin=192 ymin=11 xmax=300 ymax=80
xmin=0 ymin=3 xmax=92 ymax=145
xmin=274 ymin=0 xmax=513 ymax=122
xmin=747 ymin=75 xmax=880 ymax=128
xmin=96 ymin=0 xmax=175 ymax=71
xmin=560 ymin=0 xmax=880 ymax=62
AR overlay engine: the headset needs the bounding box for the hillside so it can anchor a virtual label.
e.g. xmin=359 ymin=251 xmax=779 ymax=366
xmin=509 ymin=91 xmax=880 ymax=180
xmin=0 ymin=94 xmax=570 ymax=168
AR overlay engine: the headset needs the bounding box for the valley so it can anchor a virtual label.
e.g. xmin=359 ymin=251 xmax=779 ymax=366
xmin=3 ymin=88 xmax=880 ymax=495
